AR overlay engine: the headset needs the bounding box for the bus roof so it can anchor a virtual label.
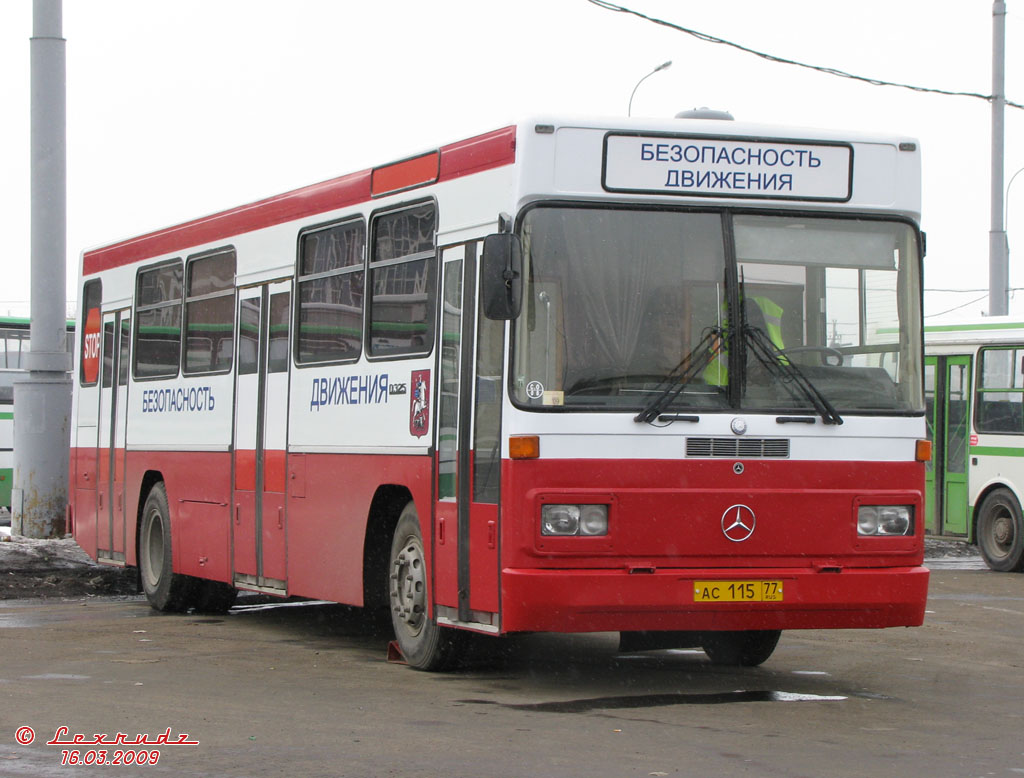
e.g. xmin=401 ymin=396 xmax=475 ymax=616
xmin=82 ymin=125 xmax=517 ymax=276
xmin=0 ymin=316 xmax=74 ymax=330
xmin=925 ymin=316 xmax=1024 ymax=344
xmin=81 ymin=115 xmax=920 ymax=277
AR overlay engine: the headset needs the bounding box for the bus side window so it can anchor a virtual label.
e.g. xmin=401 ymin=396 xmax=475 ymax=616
xmin=296 ymin=218 xmax=365 ymax=364
xmin=134 ymin=261 xmax=183 ymax=380
xmin=977 ymin=347 xmax=1024 ymax=434
xmin=473 ymin=301 xmax=504 ymax=504
xmin=183 ymin=248 xmax=236 ymax=375
xmin=101 ymin=320 xmax=115 ymax=389
xmin=268 ymin=292 xmax=290 ymax=373
xmin=118 ymin=316 xmax=130 ymax=386
xmin=0 ymin=326 xmax=28 ymax=371
xmin=368 ymin=202 xmax=437 ymax=358
xmin=238 ymin=297 xmax=260 ymax=376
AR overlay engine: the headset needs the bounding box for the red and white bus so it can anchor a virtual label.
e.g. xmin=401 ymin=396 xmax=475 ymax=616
xmin=71 ymin=114 xmax=930 ymax=669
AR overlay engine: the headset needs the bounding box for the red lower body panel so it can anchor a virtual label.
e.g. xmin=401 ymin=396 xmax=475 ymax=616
xmin=501 ymin=565 xmax=929 ymax=633
xmin=498 ymin=456 xmax=928 ymax=634
xmin=286 ymin=452 xmax=432 ymax=606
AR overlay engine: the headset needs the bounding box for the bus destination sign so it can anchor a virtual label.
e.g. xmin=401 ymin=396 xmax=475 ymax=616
xmin=603 ymin=133 xmax=853 ymax=201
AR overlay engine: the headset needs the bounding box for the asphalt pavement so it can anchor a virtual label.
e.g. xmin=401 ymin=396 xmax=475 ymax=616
xmin=0 ymin=543 xmax=1017 ymax=778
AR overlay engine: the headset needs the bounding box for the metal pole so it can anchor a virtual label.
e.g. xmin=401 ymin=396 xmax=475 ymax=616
xmin=990 ymin=0 xmax=1009 ymax=316
xmin=13 ymin=0 xmax=72 ymax=538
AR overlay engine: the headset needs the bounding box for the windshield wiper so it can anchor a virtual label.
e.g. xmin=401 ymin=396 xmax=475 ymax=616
xmin=633 ymin=328 xmax=724 ymax=424
xmin=743 ymin=325 xmax=843 ymax=426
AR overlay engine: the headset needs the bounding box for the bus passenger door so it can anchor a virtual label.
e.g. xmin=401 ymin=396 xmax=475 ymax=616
xmin=434 ymin=243 xmax=501 ymax=629
xmin=924 ymin=354 xmax=971 ymax=536
xmin=97 ymin=309 xmax=129 ymax=564
xmin=233 ymin=282 xmax=291 ymax=592
xmin=924 ymin=357 xmax=938 ymax=533
xmin=941 ymin=356 xmax=971 ymax=536
xmin=73 ymin=282 xmax=102 ymax=559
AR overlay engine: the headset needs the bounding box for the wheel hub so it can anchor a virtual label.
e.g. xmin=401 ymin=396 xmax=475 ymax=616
xmin=993 ymin=514 xmax=1014 ymax=549
xmin=142 ymin=512 xmax=163 ymax=589
xmin=390 ymin=539 xmax=426 ymax=634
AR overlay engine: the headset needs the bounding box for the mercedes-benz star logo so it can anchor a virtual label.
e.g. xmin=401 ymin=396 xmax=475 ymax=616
xmin=721 ymin=504 xmax=756 ymax=542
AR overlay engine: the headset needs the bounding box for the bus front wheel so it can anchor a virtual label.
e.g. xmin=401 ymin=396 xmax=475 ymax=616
xmin=388 ymin=501 xmax=465 ymax=670
xmin=702 ymin=630 xmax=781 ymax=666
xmin=977 ymin=488 xmax=1024 ymax=572
xmin=138 ymin=483 xmax=194 ymax=612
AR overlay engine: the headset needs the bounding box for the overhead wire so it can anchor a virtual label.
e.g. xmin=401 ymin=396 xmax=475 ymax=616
xmin=587 ymin=0 xmax=1024 ymax=110
xmin=925 ymin=287 xmax=1024 ymax=293
xmin=588 ymin=0 xmax=1023 ymax=317
xmin=924 ymin=294 xmax=991 ymax=318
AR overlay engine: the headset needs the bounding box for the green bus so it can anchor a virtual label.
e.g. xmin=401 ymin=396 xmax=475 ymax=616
xmin=0 ymin=316 xmax=75 ymax=511
xmin=925 ymin=318 xmax=1024 ymax=570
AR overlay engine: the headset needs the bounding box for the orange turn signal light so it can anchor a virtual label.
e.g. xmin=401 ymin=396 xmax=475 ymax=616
xmin=509 ymin=435 xmax=540 ymax=460
xmin=915 ymin=439 xmax=932 ymax=462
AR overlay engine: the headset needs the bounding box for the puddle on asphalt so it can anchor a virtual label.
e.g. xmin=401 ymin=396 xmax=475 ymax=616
xmin=926 ymin=557 xmax=988 ymax=570
xmin=21 ymin=673 xmax=90 ymax=680
xmin=456 ymin=689 xmax=856 ymax=713
xmin=618 ymin=648 xmax=704 ymax=658
xmin=229 ymin=600 xmax=334 ymax=613
xmin=0 ymin=596 xmax=147 ymax=629
xmin=0 ymin=605 xmax=137 ymax=628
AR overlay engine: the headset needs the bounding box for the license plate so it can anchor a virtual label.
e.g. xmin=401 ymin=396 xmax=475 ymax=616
xmin=693 ymin=580 xmax=784 ymax=603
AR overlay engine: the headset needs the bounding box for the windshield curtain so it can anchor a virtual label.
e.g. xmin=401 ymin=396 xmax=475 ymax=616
xmin=511 ymin=206 xmax=923 ymax=415
xmin=513 ymin=207 xmax=729 ymax=410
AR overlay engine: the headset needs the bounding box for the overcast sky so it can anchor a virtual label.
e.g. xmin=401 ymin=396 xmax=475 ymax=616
xmin=0 ymin=0 xmax=1021 ymax=321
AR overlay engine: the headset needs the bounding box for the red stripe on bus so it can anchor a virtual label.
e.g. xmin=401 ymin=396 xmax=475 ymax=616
xmin=263 ymin=449 xmax=287 ymax=494
xmin=235 ymin=449 xmax=256 ymax=492
xmin=83 ymin=171 xmax=372 ymax=276
xmin=82 ymin=125 xmax=517 ymax=275
xmin=439 ymin=125 xmax=516 ymax=181
xmin=371 ymin=151 xmax=440 ymax=197
xmin=233 ymin=449 xmax=286 ymax=493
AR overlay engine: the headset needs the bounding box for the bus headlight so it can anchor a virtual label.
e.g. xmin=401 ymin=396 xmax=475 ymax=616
xmin=579 ymin=505 xmax=609 ymax=536
xmin=857 ymin=505 xmax=913 ymax=536
xmin=541 ymin=504 xmax=608 ymax=536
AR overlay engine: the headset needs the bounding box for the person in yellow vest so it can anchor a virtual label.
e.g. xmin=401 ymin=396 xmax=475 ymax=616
xmin=703 ymin=295 xmax=786 ymax=385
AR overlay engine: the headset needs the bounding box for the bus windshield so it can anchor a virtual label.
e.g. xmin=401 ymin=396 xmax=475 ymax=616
xmin=511 ymin=206 xmax=923 ymax=415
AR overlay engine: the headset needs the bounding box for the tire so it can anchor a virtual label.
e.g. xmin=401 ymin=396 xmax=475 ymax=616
xmin=192 ymin=580 xmax=238 ymax=614
xmin=619 ymin=631 xmax=703 ymax=653
xmin=977 ymin=488 xmax=1024 ymax=572
xmin=388 ymin=501 xmax=465 ymax=671
xmin=702 ymin=630 xmax=781 ymax=667
xmin=138 ymin=483 xmax=195 ymax=612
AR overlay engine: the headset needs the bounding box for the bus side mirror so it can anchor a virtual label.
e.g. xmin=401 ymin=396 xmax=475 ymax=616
xmin=481 ymin=233 xmax=523 ymax=320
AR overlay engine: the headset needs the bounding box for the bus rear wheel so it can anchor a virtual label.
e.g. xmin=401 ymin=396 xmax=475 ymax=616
xmin=138 ymin=483 xmax=195 ymax=612
xmin=388 ymin=501 xmax=465 ymax=670
xmin=192 ymin=580 xmax=238 ymax=613
xmin=977 ymin=488 xmax=1024 ymax=572
xmin=702 ymin=630 xmax=781 ymax=666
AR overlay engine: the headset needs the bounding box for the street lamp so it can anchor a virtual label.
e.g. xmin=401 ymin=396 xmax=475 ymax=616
xmin=628 ymin=60 xmax=672 ymax=117
xmin=999 ymin=165 xmax=1024 ymax=312
xmin=1005 ymin=165 xmax=1024 ymax=239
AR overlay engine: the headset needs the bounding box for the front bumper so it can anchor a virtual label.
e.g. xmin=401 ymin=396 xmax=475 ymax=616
xmin=501 ymin=565 xmax=930 ymax=633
